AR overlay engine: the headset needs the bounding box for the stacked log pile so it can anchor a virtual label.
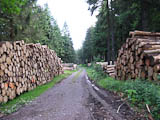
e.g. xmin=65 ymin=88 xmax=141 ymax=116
xmin=96 ymin=62 xmax=116 ymax=78
xmin=0 ymin=41 xmax=63 ymax=103
xmin=104 ymin=65 xmax=116 ymax=78
xmin=116 ymin=30 xmax=160 ymax=80
xmin=62 ymin=63 xmax=77 ymax=70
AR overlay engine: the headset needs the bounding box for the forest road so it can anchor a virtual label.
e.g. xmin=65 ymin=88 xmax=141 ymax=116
xmin=2 ymin=69 xmax=126 ymax=120
xmin=1 ymin=70 xmax=92 ymax=120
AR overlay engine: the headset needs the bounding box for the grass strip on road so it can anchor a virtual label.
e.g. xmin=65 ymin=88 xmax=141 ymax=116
xmin=0 ymin=70 xmax=77 ymax=114
xmin=72 ymin=69 xmax=83 ymax=83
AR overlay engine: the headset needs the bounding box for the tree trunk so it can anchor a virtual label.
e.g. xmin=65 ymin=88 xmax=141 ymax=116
xmin=9 ymin=18 xmax=14 ymax=41
xmin=106 ymin=0 xmax=111 ymax=64
xmin=110 ymin=0 xmax=115 ymax=63
xmin=140 ymin=0 xmax=149 ymax=31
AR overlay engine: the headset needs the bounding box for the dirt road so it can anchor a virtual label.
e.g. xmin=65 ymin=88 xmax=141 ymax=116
xmin=2 ymin=69 xmax=135 ymax=120
xmin=2 ymin=70 xmax=92 ymax=120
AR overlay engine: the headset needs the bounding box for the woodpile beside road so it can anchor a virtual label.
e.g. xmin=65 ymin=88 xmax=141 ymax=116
xmin=116 ymin=31 xmax=160 ymax=80
xmin=96 ymin=62 xmax=116 ymax=78
xmin=62 ymin=63 xmax=77 ymax=71
xmin=104 ymin=65 xmax=116 ymax=78
xmin=0 ymin=40 xmax=63 ymax=103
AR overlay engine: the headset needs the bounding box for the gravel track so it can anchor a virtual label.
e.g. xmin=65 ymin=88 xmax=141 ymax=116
xmin=2 ymin=70 xmax=92 ymax=120
xmin=1 ymin=69 xmax=137 ymax=120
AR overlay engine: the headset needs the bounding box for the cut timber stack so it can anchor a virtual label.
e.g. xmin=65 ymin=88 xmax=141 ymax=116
xmin=116 ymin=30 xmax=160 ymax=80
xmin=96 ymin=62 xmax=116 ymax=78
xmin=104 ymin=65 xmax=116 ymax=78
xmin=62 ymin=63 xmax=77 ymax=70
xmin=0 ymin=41 xmax=63 ymax=103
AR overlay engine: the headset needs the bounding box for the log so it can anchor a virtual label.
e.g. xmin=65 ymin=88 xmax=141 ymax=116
xmin=0 ymin=40 xmax=64 ymax=103
xmin=153 ymin=64 xmax=160 ymax=72
xmin=144 ymin=49 xmax=160 ymax=54
xmin=130 ymin=30 xmax=160 ymax=37
xmin=116 ymin=30 xmax=160 ymax=81
xmin=0 ymin=70 xmax=4 ymax=76
xmin=148 ymin=67 xmax=153 ymax=77
xmin=143 ymin=45 xmax=160 ymax=50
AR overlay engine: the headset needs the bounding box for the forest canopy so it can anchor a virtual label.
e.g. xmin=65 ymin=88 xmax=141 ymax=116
xmin=77 ymin=0 xmax=160 ymax=64
xmin=0 ymin=0 xmax=76 ymax=63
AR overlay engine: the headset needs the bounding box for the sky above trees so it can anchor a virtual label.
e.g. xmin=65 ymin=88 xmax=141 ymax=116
xmin=37 ymin=0 xmax=98 ymax=50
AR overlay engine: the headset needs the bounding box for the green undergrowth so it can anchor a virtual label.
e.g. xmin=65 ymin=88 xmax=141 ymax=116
xmin=85 ymin=65 xmax=160 ymax=119
xmin=0 ymin=70 xmax=76 ymax=114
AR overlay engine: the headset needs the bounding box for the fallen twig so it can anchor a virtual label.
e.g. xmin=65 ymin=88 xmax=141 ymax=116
xmin=146 ymin=104 xmax=151 ymax=113
xmin=117 ymin=102 xmax=126 ymax=113
xmin=146 ymin=104 xmax=154 ymax=120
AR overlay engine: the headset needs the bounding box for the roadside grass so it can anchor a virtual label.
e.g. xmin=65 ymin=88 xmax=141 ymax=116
xmin=72 ymin=69 xmax=83 ymax=83
xmin=0 ymin=70 xmax=76 ymax=114
xmin=85 ymin=65 xmax=160 ymax=119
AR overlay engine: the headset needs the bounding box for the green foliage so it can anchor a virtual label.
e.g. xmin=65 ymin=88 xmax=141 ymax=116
xmin=93 ymin=56 xmax=105 ymax=62
xmin=59 ymin=23 xmax=76 ymax=63
xmin=85 ymin=66 xmax=160 ymax=119
xmin=125 ymin=89 xmax=137 ymax=104
xmin=0 ymin=70 xmax=76 ymax=114
xmin=85 ymin=64 xmax=107 ymax=82
xmin=0 ymin=1 xmax=76 ymax=63
xmin=157 ymin=74 xmax=160 ymax=80
xmin=78 ymin=26 xmax=106 ymax=63
xmin=76 ymin=49 xmax=85 ymax=64
xmin=78 ymin=0 xmax=160 ymax=64
xmin=0 ymin=0 xmax=28 ymax=14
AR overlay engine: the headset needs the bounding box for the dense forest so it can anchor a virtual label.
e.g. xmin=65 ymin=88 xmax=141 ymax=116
xmin=77 ymin=0 xmax=160 ymax=64
xmin=0 ymin=0 xmax=76 ymax=63
xmin=1 ymin=0 xmax=160 ymax=64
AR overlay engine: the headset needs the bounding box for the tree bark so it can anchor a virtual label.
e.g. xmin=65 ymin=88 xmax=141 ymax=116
xmin=9 ymin=18 xmax=14 ymax=41
xmin=110 ymin=0 xmax=115 ymax=63
xmin=140 ymin=0 xmax=149 ymax=31
xmin=106 ymin=0 xmax=111 ymax=64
